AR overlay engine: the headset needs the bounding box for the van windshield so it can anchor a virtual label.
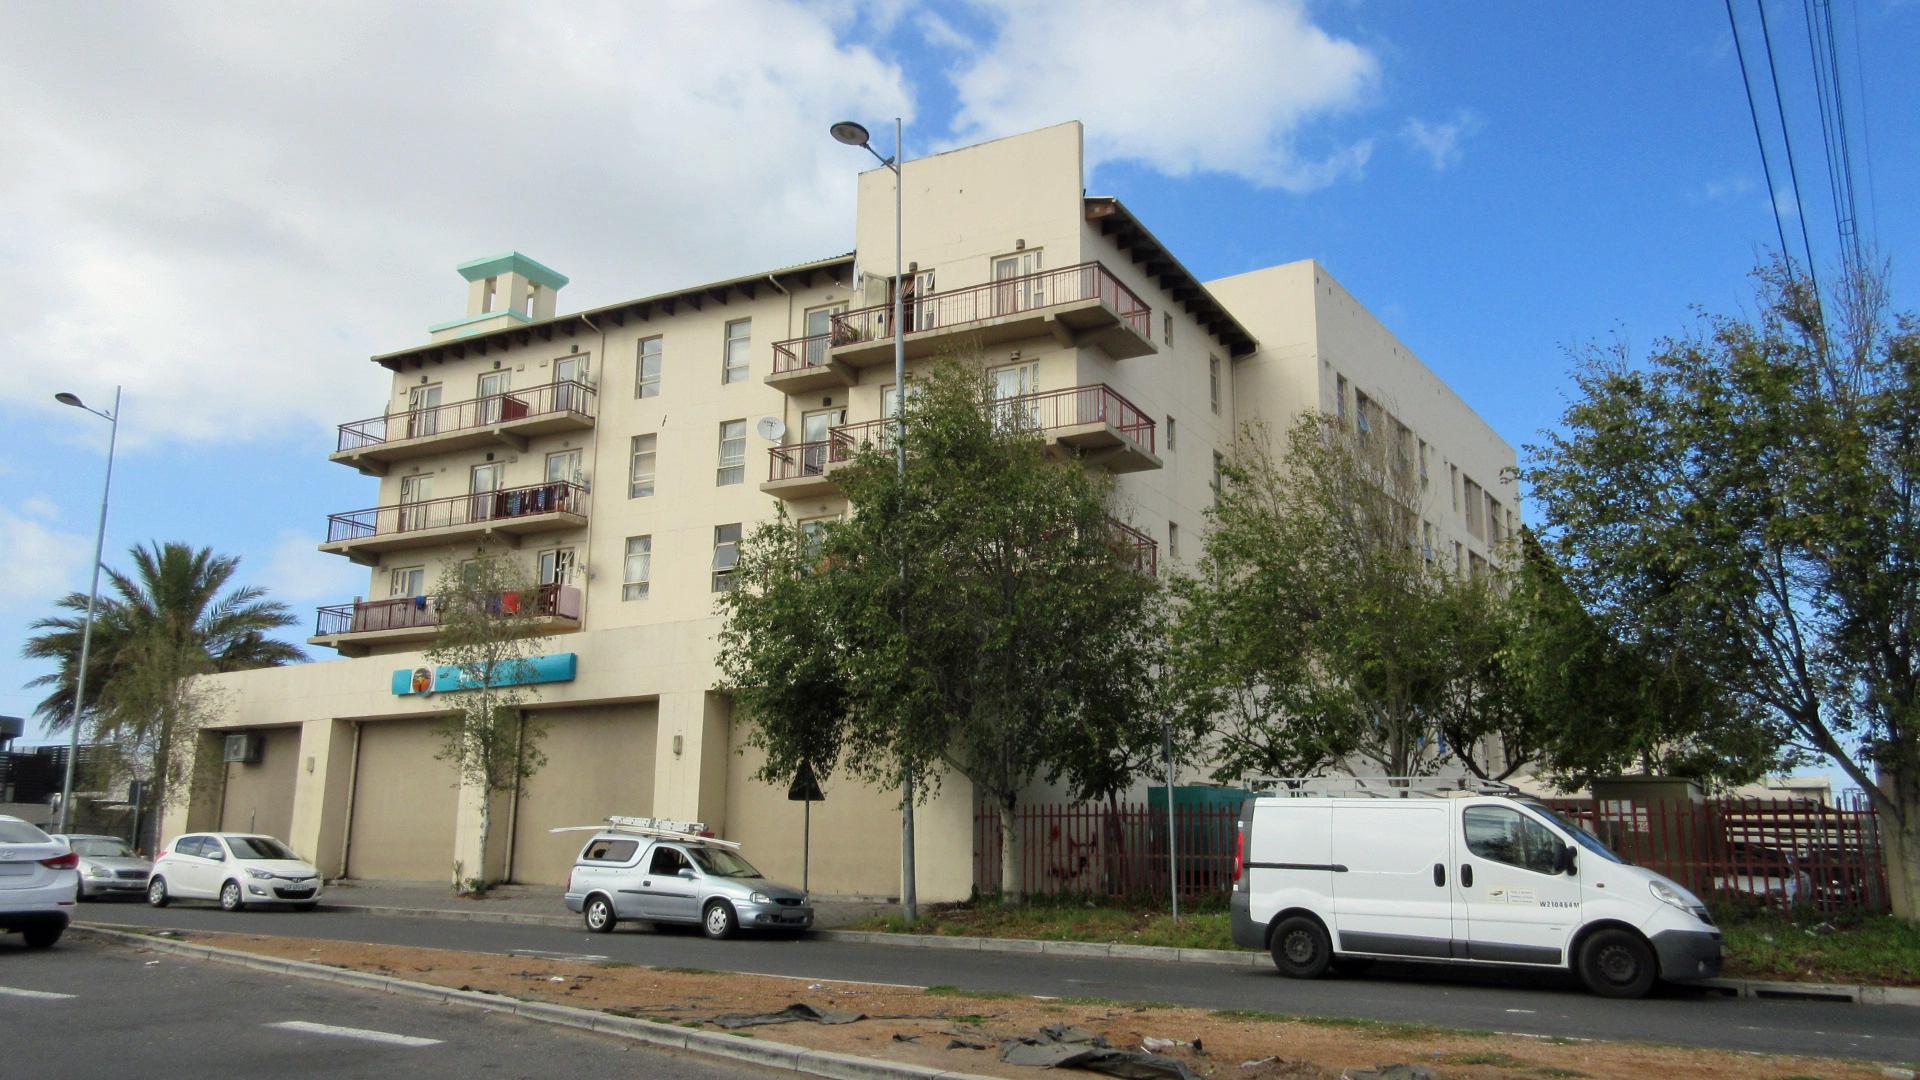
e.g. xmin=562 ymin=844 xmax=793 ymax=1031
xmin=687 ymin=847 xmax=762 ymax=878
xmin=1526 ymin=804 xmax=1625 ymax=864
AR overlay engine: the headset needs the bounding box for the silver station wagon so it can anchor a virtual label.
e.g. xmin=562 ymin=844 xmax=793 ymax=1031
xmin=559 ymin=817 xmax=812 ymax=939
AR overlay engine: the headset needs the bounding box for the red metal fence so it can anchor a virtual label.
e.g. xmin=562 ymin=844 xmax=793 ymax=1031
xmin=314 ymin=582 xmax=572 ymax=637
xmin=326 ymin=481 xmax=587 ymax=543
xmin=825 ymin=384 xmax=1155 ymax=464
xmin=979 ymin=797 xmax=1891 ymax=913
xmin=830 ymin=261 xmax=1151 ymax=346
xmin=336 ymin=380 xmax=595 ymax=452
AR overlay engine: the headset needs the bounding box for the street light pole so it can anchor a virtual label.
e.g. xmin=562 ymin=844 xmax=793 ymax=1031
xmin=832 ymin=117 xmax=917 ymax=923
xmin=54 ymin=386 xmax=121 ymax=835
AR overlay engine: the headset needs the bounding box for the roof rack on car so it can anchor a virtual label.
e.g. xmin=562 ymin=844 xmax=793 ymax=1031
xmin=1247 ymin=776 xmax=1520 ymax=799
xmin=549 ymin=815 xmax=743 ymax=850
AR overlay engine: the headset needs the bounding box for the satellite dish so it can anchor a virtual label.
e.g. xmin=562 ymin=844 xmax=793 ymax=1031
xmin=755 ymin=416 xmax=786 ymax=441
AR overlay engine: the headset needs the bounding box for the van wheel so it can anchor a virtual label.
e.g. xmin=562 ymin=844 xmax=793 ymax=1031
xmin=703 ymin=900 xmax=738 ymax=940
xmin=1577 ymin=928 xmax=1657 ymax=998
xmin=584 ymin=895 xmax=616 ymax=934
xmin=220 ymin=881 xmax=245 ymax=912
xmin=147 ymin=877 xmax=170 ymax=908
xmin=22 ymin=923 xmax=63 ymax=949
xmin=1269 ymin=916 xmax=1332 ymax=979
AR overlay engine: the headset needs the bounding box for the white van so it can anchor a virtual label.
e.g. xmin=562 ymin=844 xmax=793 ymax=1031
xmin=1229 ymin=780 xmax=1722 ymax=998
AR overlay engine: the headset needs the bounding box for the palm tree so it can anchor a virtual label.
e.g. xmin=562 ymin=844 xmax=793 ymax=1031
xmin=21 ymin=542 xmax=302 ymax=826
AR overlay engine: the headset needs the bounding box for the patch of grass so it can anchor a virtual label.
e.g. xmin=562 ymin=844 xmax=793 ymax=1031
xmin=1213 ymin=1010 xmax=1490 ymax=1040
xmin=1713 ymin=904 xmax=1920 ymax=986
xmin=654 ymin=966 xmax=724 ymax=976
xmin=950 ymin=1015 xmax=987 ymax=1025
xmin=924 ymin=985 xmax=1024 ymax=1001
xmin=1443 ymin=1051 xmax=1530 ymax=1067
xmin=851 ymin=896 xmax=1243 ymax=952
xmin=1533 ymin=1070 xmax=1590 ymax=1078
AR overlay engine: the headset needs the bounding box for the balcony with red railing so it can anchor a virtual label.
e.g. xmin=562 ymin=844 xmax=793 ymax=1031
xmin=761 ymin=440 xmax=838 ymax=499
xmin=319 ymin=481 xmax=589 ymax=564
xmin=814 ymin=383 xmax=1160 ymax=481
xmin=826 ymin=261 xmax=1154 ymax=367
xmin=310 ymin=583 xmax=582 ymax=657
xmin=330 ymin=380 xmax=596 ymax=475
xmin=766 ymin=334 xmax=857 ymax=394
xmin=1108 ymin=519 xmax=1158 ymax=577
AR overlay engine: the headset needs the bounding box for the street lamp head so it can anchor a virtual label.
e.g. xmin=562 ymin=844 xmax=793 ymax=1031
xmin=55 ymin=392 xmax=85 ymax=409
xmin=829 ymin=121 xmax=872 ymax=148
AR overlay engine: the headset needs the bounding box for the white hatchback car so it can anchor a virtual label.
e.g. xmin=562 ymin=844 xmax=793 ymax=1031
xmin=0 ymin=814 xmax=79 ymax=948
xmin=147 ymin=833 xmax=323 ymax=911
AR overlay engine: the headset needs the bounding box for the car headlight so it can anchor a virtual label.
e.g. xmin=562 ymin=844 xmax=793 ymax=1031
xmin=89 ymin=865 xmax=113 ymax=878
xmin=749 ymin=892 xmax=772 ymax=904
xmin=246 ymin=868 xmax=275 ymax=881
xmin=1648 ymin=879 xmax=1692 ymax=912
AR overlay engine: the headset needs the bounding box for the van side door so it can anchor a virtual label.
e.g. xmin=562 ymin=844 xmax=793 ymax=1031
xmin=575 ymin=837 xmax=644 ymax=917
xmin=1330 ymin=804 xmax=1458 ymax=959
xmin=639 ymin=843 xmax=701 ymax=922
xmin=1457 ymin=802 xmax=1582 ymax=965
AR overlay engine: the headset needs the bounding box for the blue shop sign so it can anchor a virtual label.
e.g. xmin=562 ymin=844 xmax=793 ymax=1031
xmin=392 ymin=652 xmax=578 ymax=696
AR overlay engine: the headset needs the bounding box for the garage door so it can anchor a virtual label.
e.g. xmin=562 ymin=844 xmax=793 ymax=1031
xmin=218 ymin=727 xmax=300 ymax=841
xmin=347 ymin=719 xmax=459 ymax=881
xmin=509 ymin=705 xmax=657 ymax=885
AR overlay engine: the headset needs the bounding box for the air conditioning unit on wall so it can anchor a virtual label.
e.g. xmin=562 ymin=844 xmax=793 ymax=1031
xmin=223 ymin=733 xmax=262 ymax=765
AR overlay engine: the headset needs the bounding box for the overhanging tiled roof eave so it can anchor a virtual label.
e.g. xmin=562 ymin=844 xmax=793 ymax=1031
xmin=370 ymin=253 xmax=856 ymax=371
xmin=1084 ymin=197 xmax=1258 ymax=359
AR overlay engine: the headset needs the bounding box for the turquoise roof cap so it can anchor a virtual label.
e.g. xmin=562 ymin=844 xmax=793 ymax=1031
xmin=456 ymin=251 xmax=570 ymax=290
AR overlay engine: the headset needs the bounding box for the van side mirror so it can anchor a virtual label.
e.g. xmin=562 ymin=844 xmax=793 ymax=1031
xmin=678 ymin=867 xmax=697 ymax=879
xmin=1556 ymin=844 xmax=1576 ymax=875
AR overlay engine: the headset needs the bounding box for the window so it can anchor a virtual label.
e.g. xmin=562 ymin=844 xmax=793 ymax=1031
xmin=1421 ymin=522 xmax=1435 ymax=564
xmin=1449 ymin=464 xmax=1460 ymax=512
xmin=630 ymin=434 xmax=657 ymax=498
xmin=636 ymin=336 xmax=662 ymax=398
xmin=881 ymin=380 xmax=922 ymax=420
xmin=1354 ymin=391 xmax=1374 ymax=437
xmin=712 ymin=523 xmax=742 ymax=591
xmin=406 ymin=383 xmax=443 ymax=438
xmin=584 ymin=838 xmax=637 ymax=863
xmin=1168 ymin=521 xmax=1180 ymax=559
xmin=1163 ymin=312 xmax=1174 ymax=346
xmin=477 ymin=370 xmax=509 ymax=424
xmin=1165 ymin=415 xmax=1177 ymax=451
xmin=538 ymin=547 xmax=575 ymax=586
xmin=1418 ymin=440 xmax=1430 ymax=488
xmin=722 ymin=318 xmax=751 ymax=383
xmin=1208 ymin=355 xmax=1221 ymax=414
xmin=388 ymin=566 xmax=425 ymax=598
xmin=716 ymin=420 xmax=746 ymax=485
xmin=546 ymin=449 xmax=582 ymax=486
xmin=1463 ymin=805 xmax=1565 ymax=876
xmin=648 ymin=844 xmax=691 ymax=876
xmin=799 ymin=517 xmax=830 ymax=558
xmin=1212 ymin=452 xmax=1225 ymax=501
xmin=1335 ymin=374 xmax=1348 ymax=419
xmin=623 ymin=536 xmax=652 ymax=600
xmin=1463 ymin=476 xmax=1486 ymax=540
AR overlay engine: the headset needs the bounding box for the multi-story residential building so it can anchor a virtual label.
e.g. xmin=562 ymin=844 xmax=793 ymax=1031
xmin=165 ymin=123 xmax=1518 ymax=898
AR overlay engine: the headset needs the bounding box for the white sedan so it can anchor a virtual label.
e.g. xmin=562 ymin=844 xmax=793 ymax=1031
xmin=0 ymin=814 xmax=79 ymax=948
xmin=147 ymin=833 xmax=323 ymax=911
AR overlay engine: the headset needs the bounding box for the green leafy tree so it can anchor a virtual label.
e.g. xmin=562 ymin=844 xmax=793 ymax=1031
xmin=21 ymin=542 xmax=300 ymax=833
xmin=423 ymin=544 xmax=550 ymax=893
xmin=719 ymin=360 xmax=1163 ymax=902
xmin=1528 ymin=263 xmax=1920 ymax=916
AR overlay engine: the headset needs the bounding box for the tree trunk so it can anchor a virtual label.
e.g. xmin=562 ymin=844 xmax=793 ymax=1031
xmin=998 ymin=797 xmax=1022 ymax=905
xmin=1884 ymin=766 xmax=1920 ymax=923
xmin=475 ymin=787 xmax=493 ymax=895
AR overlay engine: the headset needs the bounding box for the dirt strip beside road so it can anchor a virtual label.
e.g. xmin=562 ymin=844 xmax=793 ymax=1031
xmin=144 ymin=929 xmax=1904 ymax=1080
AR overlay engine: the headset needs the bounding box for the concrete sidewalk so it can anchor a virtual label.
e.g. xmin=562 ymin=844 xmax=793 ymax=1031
xmin=320 ymin=879 xmax=893 ymax=929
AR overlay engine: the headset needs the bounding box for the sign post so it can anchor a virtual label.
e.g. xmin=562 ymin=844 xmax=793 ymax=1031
xmin=787 ymin=761 xmax=825 ymax=898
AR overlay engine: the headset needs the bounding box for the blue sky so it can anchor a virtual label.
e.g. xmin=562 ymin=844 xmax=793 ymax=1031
xmin=3 ymin=2 xmax=1914 ymax=785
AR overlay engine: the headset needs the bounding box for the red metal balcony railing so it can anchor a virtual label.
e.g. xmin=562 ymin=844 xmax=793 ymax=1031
xmin=315 ymin=583 xmax=576 ymax=637
xmin=770 ymin=334 xmax=837 ymax=375
xmin=987 ymin=384 xmax=1155 ymax=452
xmin=767 ymin=440 xmax=834 ymax=481
xmin=336 ymin=380 xmax=596 ymax=453
xmin=828 ymin=262 xmax=1150 ymax=347
xmin=828 ymin=418 xmax=899 ymax=463
xmin=325 ymin=481 xmax=587 ymax=544
xmin=1108 ymin=518 xmax=1158 ymax=577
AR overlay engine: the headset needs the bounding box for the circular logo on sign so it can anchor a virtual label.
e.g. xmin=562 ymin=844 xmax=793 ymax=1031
xmin=410 ymin=667 xmax=434 ymax=695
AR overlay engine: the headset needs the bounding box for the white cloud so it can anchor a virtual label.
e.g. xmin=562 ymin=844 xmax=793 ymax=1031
xmin=945 ymin=0 xmax=1379 ymax=191
xmin=1400 ymin=110 xmax=1482 ymax=172
xmin=1700 ymin=175 xmax=1759 ymax=202
xmin=0 ymin=518 xmax=87 ymax=615
xmin=0 ymin=1 xmax=910 ymax=447
xmin=256 ymin=529 xmax=380 ymax=606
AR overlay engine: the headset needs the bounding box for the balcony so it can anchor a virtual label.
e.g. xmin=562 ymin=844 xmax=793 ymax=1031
xmin=817 ymin=384 xmax=1160 ymax=480
xmin=1108 ymin=519 xmax=1158 ymax=577
xmin=765 ymin=334 xmax=857 ymax=394
xmin=827 ymin=261 xmax=1154 ymax=367
xmin=320 ymin=481 xmax=588 ymax=565
xmin=330 ymin=380 xmax=596 ymax=476
xmin=309 ymin=584 xmax=582 ymax=657
xmin=761 ymin=441 xmax=838 ymax=499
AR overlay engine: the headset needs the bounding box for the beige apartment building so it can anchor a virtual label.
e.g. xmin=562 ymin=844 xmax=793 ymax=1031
xmin=166 ymin=123 xmax=1519 ymax=899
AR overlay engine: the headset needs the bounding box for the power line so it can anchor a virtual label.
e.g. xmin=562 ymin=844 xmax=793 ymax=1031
xmin=1755 ymin=0 xmax=1824 ymax=304
xmin=1848 ymin=0 xmax=1880 ymax=245
xmin=1804 ymin=0 xmax=1865 ymax=276
xmin=1725 ymin=0 xmax=1795 ymax=265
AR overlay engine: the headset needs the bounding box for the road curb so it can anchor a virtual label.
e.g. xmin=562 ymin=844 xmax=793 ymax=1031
xmin=69 ymin=925 xmax=999 ymax=1080
xmin=314 ymin=902 xmax=1918 ymax=1006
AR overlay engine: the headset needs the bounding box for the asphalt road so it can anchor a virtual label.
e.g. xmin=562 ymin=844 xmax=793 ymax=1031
xmin=0 ymin=933 xmax=779 ymax=1080
xmin=80 ymin=899 xmax=1920 ymax=1065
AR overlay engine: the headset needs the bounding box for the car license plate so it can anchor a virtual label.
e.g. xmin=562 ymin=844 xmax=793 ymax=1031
xmin=0 ymin=863 xmax=30 ymax=876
